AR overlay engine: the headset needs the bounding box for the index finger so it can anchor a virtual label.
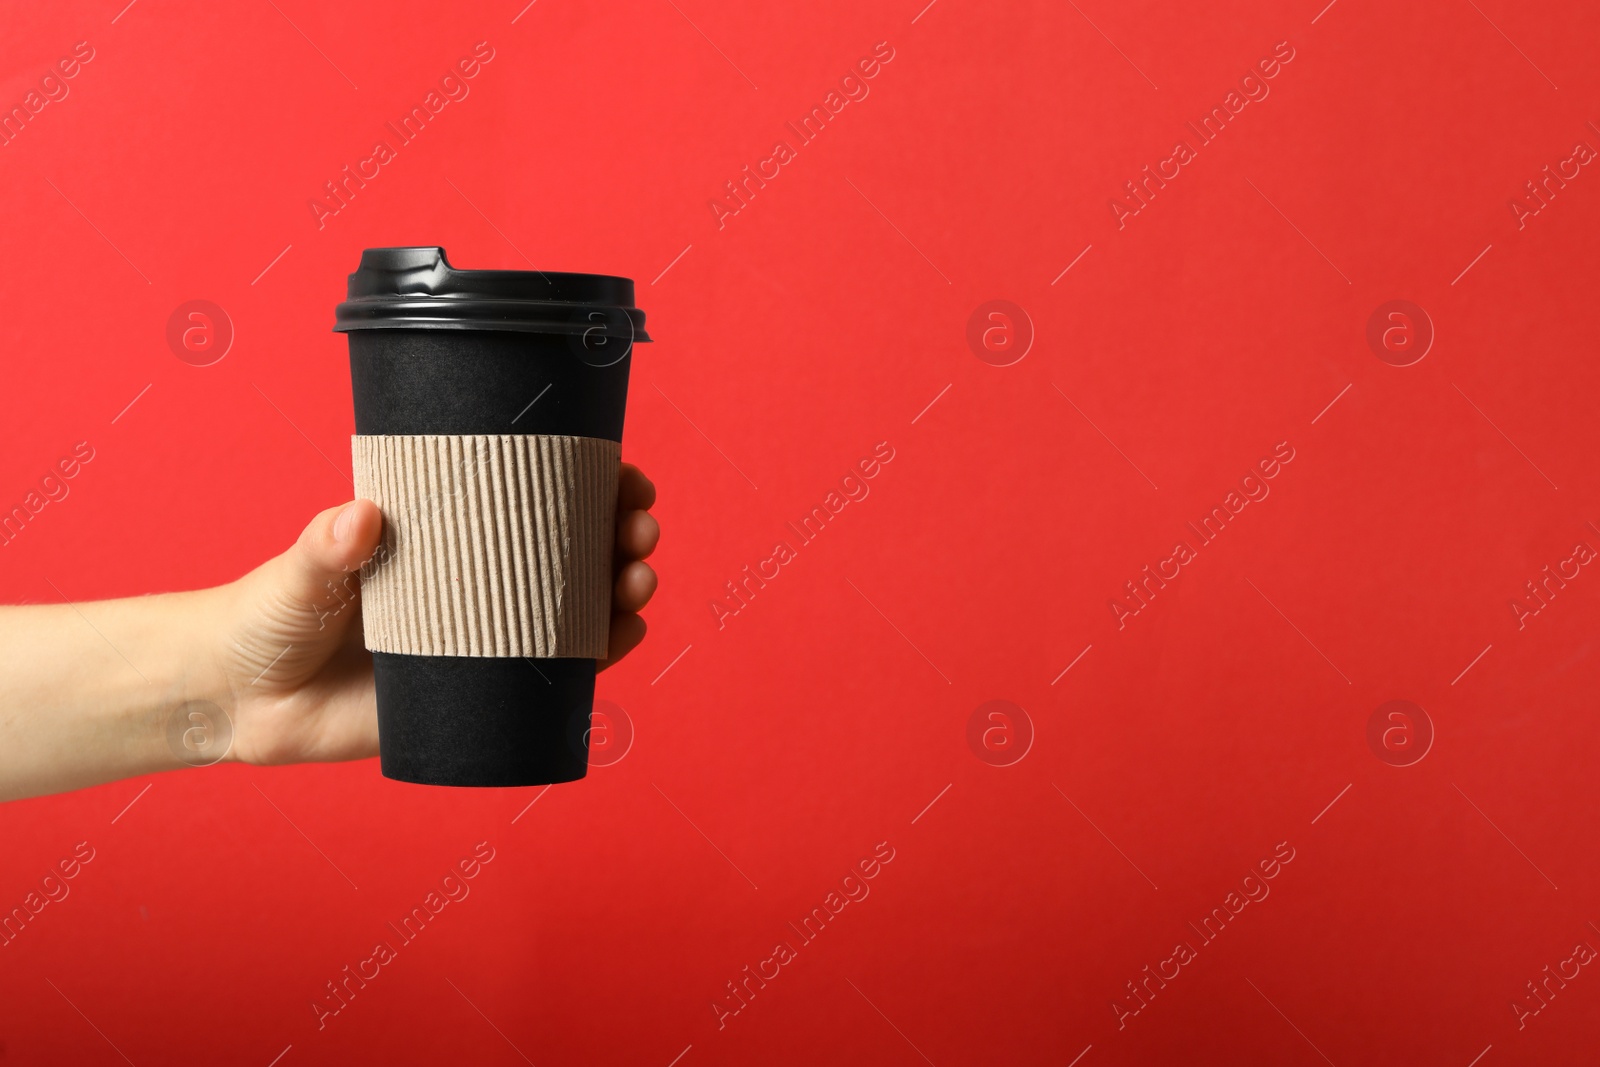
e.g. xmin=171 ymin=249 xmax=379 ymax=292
xmin=618 ymin=462 xmax=656 ymax=512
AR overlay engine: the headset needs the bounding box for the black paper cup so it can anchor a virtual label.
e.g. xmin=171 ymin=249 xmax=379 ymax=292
xmin=334 ymin=246 xmax=650 ymax=787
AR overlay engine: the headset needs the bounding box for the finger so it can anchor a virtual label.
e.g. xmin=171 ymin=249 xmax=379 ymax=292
xmin=613 ymin=560 xmax=657 ymax=613
xmin=615 ymin=509 xmax=660 ymax=560
xmin=597 ymin=612 xmax=646 ymax=672
xmin=270 ymin=499 xmax=383 ymax=618
xmin=618 ymin=463 xmax=656 ymax=512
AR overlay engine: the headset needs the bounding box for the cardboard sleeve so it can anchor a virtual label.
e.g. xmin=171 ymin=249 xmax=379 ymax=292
xmin=351 ymin=433 xmax=620 ymax=659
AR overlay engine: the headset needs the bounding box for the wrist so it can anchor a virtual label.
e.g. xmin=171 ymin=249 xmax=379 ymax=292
xmin=132 ymin=587 xmax=240 ymax=774
xmin=102 ymin=586 xmax=239 ymax=773
xmin=161 ymin=583 xmax=243 ymax=766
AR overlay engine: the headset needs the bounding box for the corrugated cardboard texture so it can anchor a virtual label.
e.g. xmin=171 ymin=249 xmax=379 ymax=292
xmin=351 ymin=434 xmax=620 ymax=658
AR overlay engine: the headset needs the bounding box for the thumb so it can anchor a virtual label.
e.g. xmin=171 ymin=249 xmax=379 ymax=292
xmin=268 ymin=499 xmax=384 ymax=626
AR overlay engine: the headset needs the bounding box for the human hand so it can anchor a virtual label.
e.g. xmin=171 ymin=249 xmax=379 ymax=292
xmin=210 ymin=463 xmax=659 ymax=766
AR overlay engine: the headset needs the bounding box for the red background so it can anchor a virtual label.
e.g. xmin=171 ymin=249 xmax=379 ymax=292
xmin=3 ymin=0 xmax=1599 ymax=1063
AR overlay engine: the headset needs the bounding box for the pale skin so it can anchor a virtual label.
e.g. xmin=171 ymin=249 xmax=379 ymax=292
xmin=0 ymin=464 xmax=659 ymax=803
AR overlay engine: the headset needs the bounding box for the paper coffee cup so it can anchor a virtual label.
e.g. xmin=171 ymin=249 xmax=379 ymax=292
xmin=333 ymin=246 xmax=650 ymax=786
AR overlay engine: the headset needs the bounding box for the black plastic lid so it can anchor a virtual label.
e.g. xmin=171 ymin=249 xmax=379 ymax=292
xmin=333 ymin=246 xmax=650 ymax=341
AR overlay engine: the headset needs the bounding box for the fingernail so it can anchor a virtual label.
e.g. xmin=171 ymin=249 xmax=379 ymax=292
xmin=332 ymin=503 xmax=357 ymax=543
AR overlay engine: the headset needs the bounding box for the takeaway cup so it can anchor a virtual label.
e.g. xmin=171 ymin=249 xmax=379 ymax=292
xmin=333 ymin=246 xmax=650 ymax=786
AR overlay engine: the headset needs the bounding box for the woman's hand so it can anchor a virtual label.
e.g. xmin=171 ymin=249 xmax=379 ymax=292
xmin=212 ymin=463 xmax=660 ymax=766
